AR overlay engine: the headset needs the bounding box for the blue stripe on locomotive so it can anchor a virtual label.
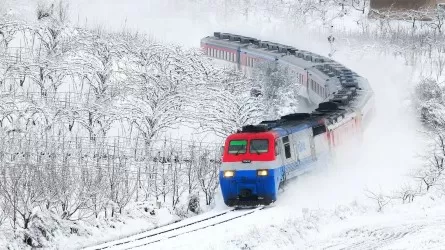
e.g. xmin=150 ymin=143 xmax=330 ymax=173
xmin=219 ymin=167 xmax=282 ymax=203
xmin=219 ymin=155 xmax=318 ymax=204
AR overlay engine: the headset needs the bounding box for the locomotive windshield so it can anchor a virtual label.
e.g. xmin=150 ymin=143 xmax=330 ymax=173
xmin=250 ymin=139 xmax=269 ymax=154
xmin=228 ymin=140 xmax=247 ymax=154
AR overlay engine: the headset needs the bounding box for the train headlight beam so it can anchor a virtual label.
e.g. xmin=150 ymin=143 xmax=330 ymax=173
xmin=257 ymin=169 xmax=268 ymax=176
xmin=223 ymin=170 xmax=235 ymax=178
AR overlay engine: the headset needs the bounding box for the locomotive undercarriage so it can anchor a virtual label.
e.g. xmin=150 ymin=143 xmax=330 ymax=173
xmin=226 ymin=188 xmax=273 ymax=207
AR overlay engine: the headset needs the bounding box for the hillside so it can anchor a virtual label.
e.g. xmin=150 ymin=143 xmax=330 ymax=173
xmin=1 ymin=0 xmax=445 ymax=249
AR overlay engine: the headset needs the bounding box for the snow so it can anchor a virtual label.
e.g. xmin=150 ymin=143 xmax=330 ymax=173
xmin=58 ymin=205 xmax=179 ymax=249
xmin=1 ymin=0 xmax=444 ymax=249
xmin=122 ymin=192 xmax=445 ymax=250
xmin=67 ymin=1 xmax=435 ymax=247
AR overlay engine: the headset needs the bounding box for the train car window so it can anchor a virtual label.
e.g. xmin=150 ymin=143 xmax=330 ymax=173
xmin=250 ymin=139 xmax=269 ymax=154
xmin=228 ymin=140 xmax=247 ymax=154
xmin=282 ymin=136 xmax=289 ymax=144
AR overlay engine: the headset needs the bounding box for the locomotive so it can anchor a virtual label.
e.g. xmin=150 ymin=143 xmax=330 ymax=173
xmin=201 ymin=32 xmax=374 ymax=207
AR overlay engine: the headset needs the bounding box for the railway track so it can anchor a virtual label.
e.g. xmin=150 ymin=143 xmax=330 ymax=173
xmin=84 ymin=206 xmax=265 ymax=250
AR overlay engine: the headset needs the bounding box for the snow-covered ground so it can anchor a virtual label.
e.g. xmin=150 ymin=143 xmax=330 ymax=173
xmin=2 ymin=1 xmax=443 ymax=249
xmin=134 ymin=192 xmax=445 ymax=250
xmin=63 ymin=1 xmax=439 ymax=249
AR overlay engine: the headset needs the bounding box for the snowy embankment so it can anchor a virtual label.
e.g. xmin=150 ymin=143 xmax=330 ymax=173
xmin=85 ymin=38 xmax=432 ymax=250
xmin=1 ymin=0 xmax=443 ymax=249
xmin=145 ymin=192 xmax=445 ymax=250
xmin=67 ymin=0 xmax=443 ymax=249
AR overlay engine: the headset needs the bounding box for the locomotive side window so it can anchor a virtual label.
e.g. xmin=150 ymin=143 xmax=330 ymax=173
xmin=228 ymin=140 xmax=247 ymax=154
xmin=312 ymin=124 xmax=327 ymax=136
xmin=250 ymin=139 xmax=269 ymax=154
xmin=282 ymin=136 xmax=292 ymax=159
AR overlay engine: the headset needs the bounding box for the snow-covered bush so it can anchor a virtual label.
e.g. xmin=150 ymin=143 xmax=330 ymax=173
xmin=188 ymin=193 xmax=201 ymax=214
xmin=414 ymin=78 xmax=445 ymax=127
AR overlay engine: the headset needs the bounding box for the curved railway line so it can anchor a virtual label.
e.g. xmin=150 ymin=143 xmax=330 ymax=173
xmin=85 ymin=32 xmax=374 ymax=249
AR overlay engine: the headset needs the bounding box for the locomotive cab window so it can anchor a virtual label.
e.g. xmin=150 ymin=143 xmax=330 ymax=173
xmin=228 ymin=140 xmax=247 ymax=154
xmin=250 ymin=139 xmax=269 ymax=154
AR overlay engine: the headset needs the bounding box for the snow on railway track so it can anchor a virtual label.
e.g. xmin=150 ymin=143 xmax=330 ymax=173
xmin=84 ymin=206 xmax=265 ymax=250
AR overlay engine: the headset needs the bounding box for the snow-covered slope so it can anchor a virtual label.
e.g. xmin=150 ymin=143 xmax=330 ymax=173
xmin=64 ymin=1 xmax=440 ymax=249
xmin=2 ymin=0 xmax=441 ymax=249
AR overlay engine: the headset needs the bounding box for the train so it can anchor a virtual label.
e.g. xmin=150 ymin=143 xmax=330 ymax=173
xmin=201 ymin=32 xmax=374 ymax=207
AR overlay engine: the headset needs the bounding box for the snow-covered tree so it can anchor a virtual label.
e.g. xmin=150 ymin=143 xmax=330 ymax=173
xmin=121 ymin=40 xmax=197 ymax=145
xmin=253 ymin=61 xmax=301 ymax=119
xmin=196 ymin=68 xmax=265 ymax=138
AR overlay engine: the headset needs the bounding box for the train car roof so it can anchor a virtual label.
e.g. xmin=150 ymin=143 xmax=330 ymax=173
xmin=203 ymin=32 xmax=374 ymax=136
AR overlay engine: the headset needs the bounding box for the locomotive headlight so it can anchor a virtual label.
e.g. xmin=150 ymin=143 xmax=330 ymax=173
xmin=223 ymin=170 xmax=235 ymax=178
xmin=257 ymin=169 xmax=268 ymax=176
